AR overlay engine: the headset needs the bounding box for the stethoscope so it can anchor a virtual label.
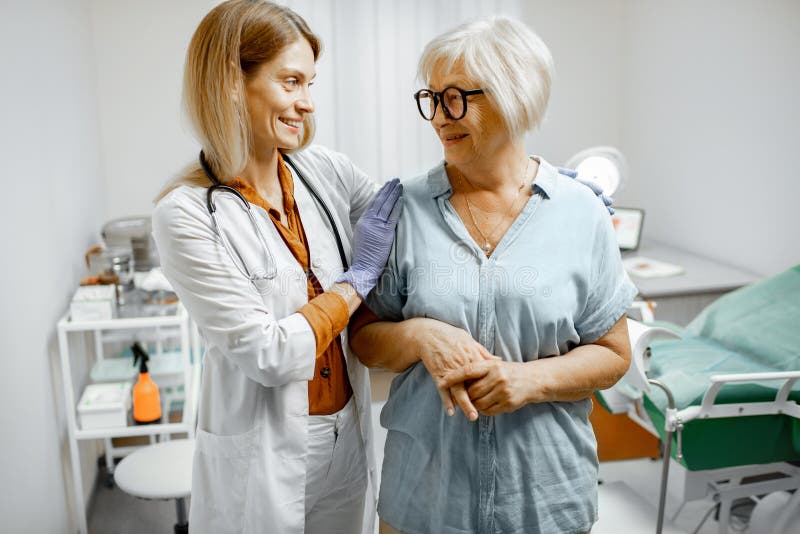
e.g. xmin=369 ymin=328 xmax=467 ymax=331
xmin=199 ymin=151 xmax=349 ymax=283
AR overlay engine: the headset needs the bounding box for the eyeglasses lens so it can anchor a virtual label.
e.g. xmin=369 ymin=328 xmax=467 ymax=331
xmin=416 ymin=88 xmax=469 ymax=120
xmin=417 ymin=91 xmax=435 ymax=120
xmin=442 ymin=88 xmax=465 ymax=119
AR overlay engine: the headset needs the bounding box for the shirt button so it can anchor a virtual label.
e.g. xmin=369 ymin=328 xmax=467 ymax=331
xmin=320 ymin=367 xmax=331 ymax=379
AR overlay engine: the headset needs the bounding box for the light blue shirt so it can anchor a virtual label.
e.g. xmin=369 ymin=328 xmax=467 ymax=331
xmin=366 ymin=157 xmax=638 ymax=534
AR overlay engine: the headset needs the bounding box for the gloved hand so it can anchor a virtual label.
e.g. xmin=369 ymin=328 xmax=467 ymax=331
xmin=557 ymin=167 xmax=615 ymax=215
xmin=336 ymin=178 xmax=403 ymax=298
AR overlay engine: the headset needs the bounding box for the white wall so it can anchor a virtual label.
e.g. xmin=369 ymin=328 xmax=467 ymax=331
xmin=0 ymin=1 xmax=106 ymax=532
xmin=89 ymin=0 xmax=624 ymax=217
xmin=89 ymin=0 xmax=217 ymax=221
xmin=90 ymin=0 xmax=534 ymax=219
xmin=90 ymin=1 xmax=798 ymax=275
xmin=618 ymin=0 xmax=800 ymax=276
xmin=523 ymin=0 xmax=625 ymax=164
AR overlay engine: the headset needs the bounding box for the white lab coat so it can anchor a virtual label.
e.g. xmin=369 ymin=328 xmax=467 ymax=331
xmin=151 ymin=145 xmax=379 ymax=534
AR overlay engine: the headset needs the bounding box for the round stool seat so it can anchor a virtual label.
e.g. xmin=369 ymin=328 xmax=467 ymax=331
xmin=115 ymin=439 xmax=194 ymax=500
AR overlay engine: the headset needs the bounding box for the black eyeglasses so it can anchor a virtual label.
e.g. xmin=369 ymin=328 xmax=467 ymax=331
xmin=413 ymin=87 xmax=485 ymax=121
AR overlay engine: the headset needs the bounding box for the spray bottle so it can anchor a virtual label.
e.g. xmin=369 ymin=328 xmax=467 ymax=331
xmin=131 ymin=342 xmax=162 ymax=424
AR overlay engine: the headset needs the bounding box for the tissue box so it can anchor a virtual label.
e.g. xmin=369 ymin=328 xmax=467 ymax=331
xmin=70 ymin=285 xmax=117 ymax=321
xmin=77 ymin=382 xmax=132 ymax=430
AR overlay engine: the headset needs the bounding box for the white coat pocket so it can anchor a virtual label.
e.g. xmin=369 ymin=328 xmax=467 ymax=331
xmin=190 ymin=425 xmax=260 ymax=534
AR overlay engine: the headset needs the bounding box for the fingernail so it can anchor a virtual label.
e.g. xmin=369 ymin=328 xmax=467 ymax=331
xmin=470 ymin=411 xmax=478 ymax=421
xmin=447 ymin=408 xmax=455 ymax=416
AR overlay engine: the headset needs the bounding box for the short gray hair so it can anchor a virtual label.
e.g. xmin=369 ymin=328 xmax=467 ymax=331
xmin=418 ymin=16 xmax=553 ymax=139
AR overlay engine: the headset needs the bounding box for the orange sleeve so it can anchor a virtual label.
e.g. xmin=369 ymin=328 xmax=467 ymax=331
xmin=298 ymin=292 xmax=351 ymax=357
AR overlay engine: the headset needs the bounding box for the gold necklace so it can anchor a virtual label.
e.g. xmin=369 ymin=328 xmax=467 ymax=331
xmin=456 ymin=159 xmax=531 ymax=256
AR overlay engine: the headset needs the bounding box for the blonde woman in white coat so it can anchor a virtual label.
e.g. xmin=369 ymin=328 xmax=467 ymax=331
xmin=152 ymin=2 xmax=401 ymax=532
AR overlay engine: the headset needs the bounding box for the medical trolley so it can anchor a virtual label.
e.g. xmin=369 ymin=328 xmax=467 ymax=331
xmin=57 ymin=303 xmax=201 ymax=534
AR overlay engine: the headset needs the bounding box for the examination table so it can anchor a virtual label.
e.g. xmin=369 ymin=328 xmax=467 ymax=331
xmin=598 ymin=265 xmax=800 ymax=533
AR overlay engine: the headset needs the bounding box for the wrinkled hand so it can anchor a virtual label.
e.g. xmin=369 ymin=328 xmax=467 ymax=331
xmin=336 ymin=179 xmax=403 ymax=298
xmin=557 ymin=167 xmax=614 ymax=215
xmin=413 ymin=319 xmax=500 ymax=421
xmin=439 ymin=360 xmax=537 ymax=417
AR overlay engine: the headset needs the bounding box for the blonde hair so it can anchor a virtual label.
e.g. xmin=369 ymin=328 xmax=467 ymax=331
xmin=418 ymin=16 xmax=553 ymax=139
xmin=157 ymin=0 xmax=320 ymax=201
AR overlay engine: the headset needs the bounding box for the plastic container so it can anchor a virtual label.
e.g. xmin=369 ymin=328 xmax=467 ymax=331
xmin=70 ymin=285 xmax=117 ymax=322
xmin=77 ymin=382 xmax=132 ymax=430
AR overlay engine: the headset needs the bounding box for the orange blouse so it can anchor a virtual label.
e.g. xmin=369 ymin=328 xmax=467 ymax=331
xmin=227 ymin=155 xmax=352 ymax=415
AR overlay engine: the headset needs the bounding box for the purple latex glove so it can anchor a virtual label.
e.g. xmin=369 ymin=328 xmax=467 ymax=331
xmin=336 ymin=178 xmax=403 ymax=298
xmin=557 ymin=167 xmax=615 ymax=215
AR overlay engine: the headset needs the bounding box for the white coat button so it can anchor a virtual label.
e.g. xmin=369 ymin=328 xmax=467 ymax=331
xmin=311 ymin=258 xmax=322 ymax=269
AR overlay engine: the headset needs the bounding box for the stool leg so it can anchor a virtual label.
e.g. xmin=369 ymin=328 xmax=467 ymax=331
xmin=174 ymin=497 xmax=188 ymax=534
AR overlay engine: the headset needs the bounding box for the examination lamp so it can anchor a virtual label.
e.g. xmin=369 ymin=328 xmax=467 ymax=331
xmin=565 ymin=146 xmax=628 ymax=197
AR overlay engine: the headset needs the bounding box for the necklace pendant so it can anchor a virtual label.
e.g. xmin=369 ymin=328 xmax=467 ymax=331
xmin=482 ymin=241 xmax=492 ymax=253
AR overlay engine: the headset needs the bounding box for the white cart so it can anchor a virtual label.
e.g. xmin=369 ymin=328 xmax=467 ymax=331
xmin=57 ymin=303 xmax=201 ymax=534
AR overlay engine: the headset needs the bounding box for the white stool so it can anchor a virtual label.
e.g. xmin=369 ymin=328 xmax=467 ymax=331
xmin=114 ymin=439 xmax=194 ymax=534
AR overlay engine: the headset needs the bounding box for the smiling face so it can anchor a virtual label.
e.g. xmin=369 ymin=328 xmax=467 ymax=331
xmin=428 ymin=63 xmax=511 ymax=168
xmin=244 ymin=39 xmax=316 ymax=153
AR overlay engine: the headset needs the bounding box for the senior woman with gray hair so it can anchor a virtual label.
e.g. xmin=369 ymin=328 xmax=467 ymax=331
xmin=350 ymin=16 xmax=637 ymax=534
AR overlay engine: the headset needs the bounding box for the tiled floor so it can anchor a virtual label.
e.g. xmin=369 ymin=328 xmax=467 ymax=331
xmin=89 ymin=479 xmax=179 ymax=534
xmin=596 ymin=459 xmax=718 ymax=534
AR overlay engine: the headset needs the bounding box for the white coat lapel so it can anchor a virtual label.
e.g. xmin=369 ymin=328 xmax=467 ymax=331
xmin=291 ymin=168 xmax=348 ymax=289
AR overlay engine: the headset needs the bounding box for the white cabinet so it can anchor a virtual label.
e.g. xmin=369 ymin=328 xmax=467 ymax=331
xmin=57 ymin=303 xmax=200 ymax=534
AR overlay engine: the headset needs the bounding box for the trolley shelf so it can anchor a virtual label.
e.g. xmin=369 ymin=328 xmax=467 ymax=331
xmin=74 ymin=362 xmax=200 ymax=440
xmin=75 ymin=421 xmax=193 ymax=440
xmin=57 ymin=305 xmax=187 ymax=331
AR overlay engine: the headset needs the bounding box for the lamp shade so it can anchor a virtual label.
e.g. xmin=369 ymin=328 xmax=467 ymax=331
xmin=565 ymin=147 xmax=628 ymax=197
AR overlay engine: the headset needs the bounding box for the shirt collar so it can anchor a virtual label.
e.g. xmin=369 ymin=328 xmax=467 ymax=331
xmin=426 ymin=155 xmax=560 ymax=199
xmin=529 ymin=156 xmax=559 ymax=199
xmin=226 ymin=153 xmax=295 ymax=219
xmin=426 ymin=162 xmax=452 ymax=198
